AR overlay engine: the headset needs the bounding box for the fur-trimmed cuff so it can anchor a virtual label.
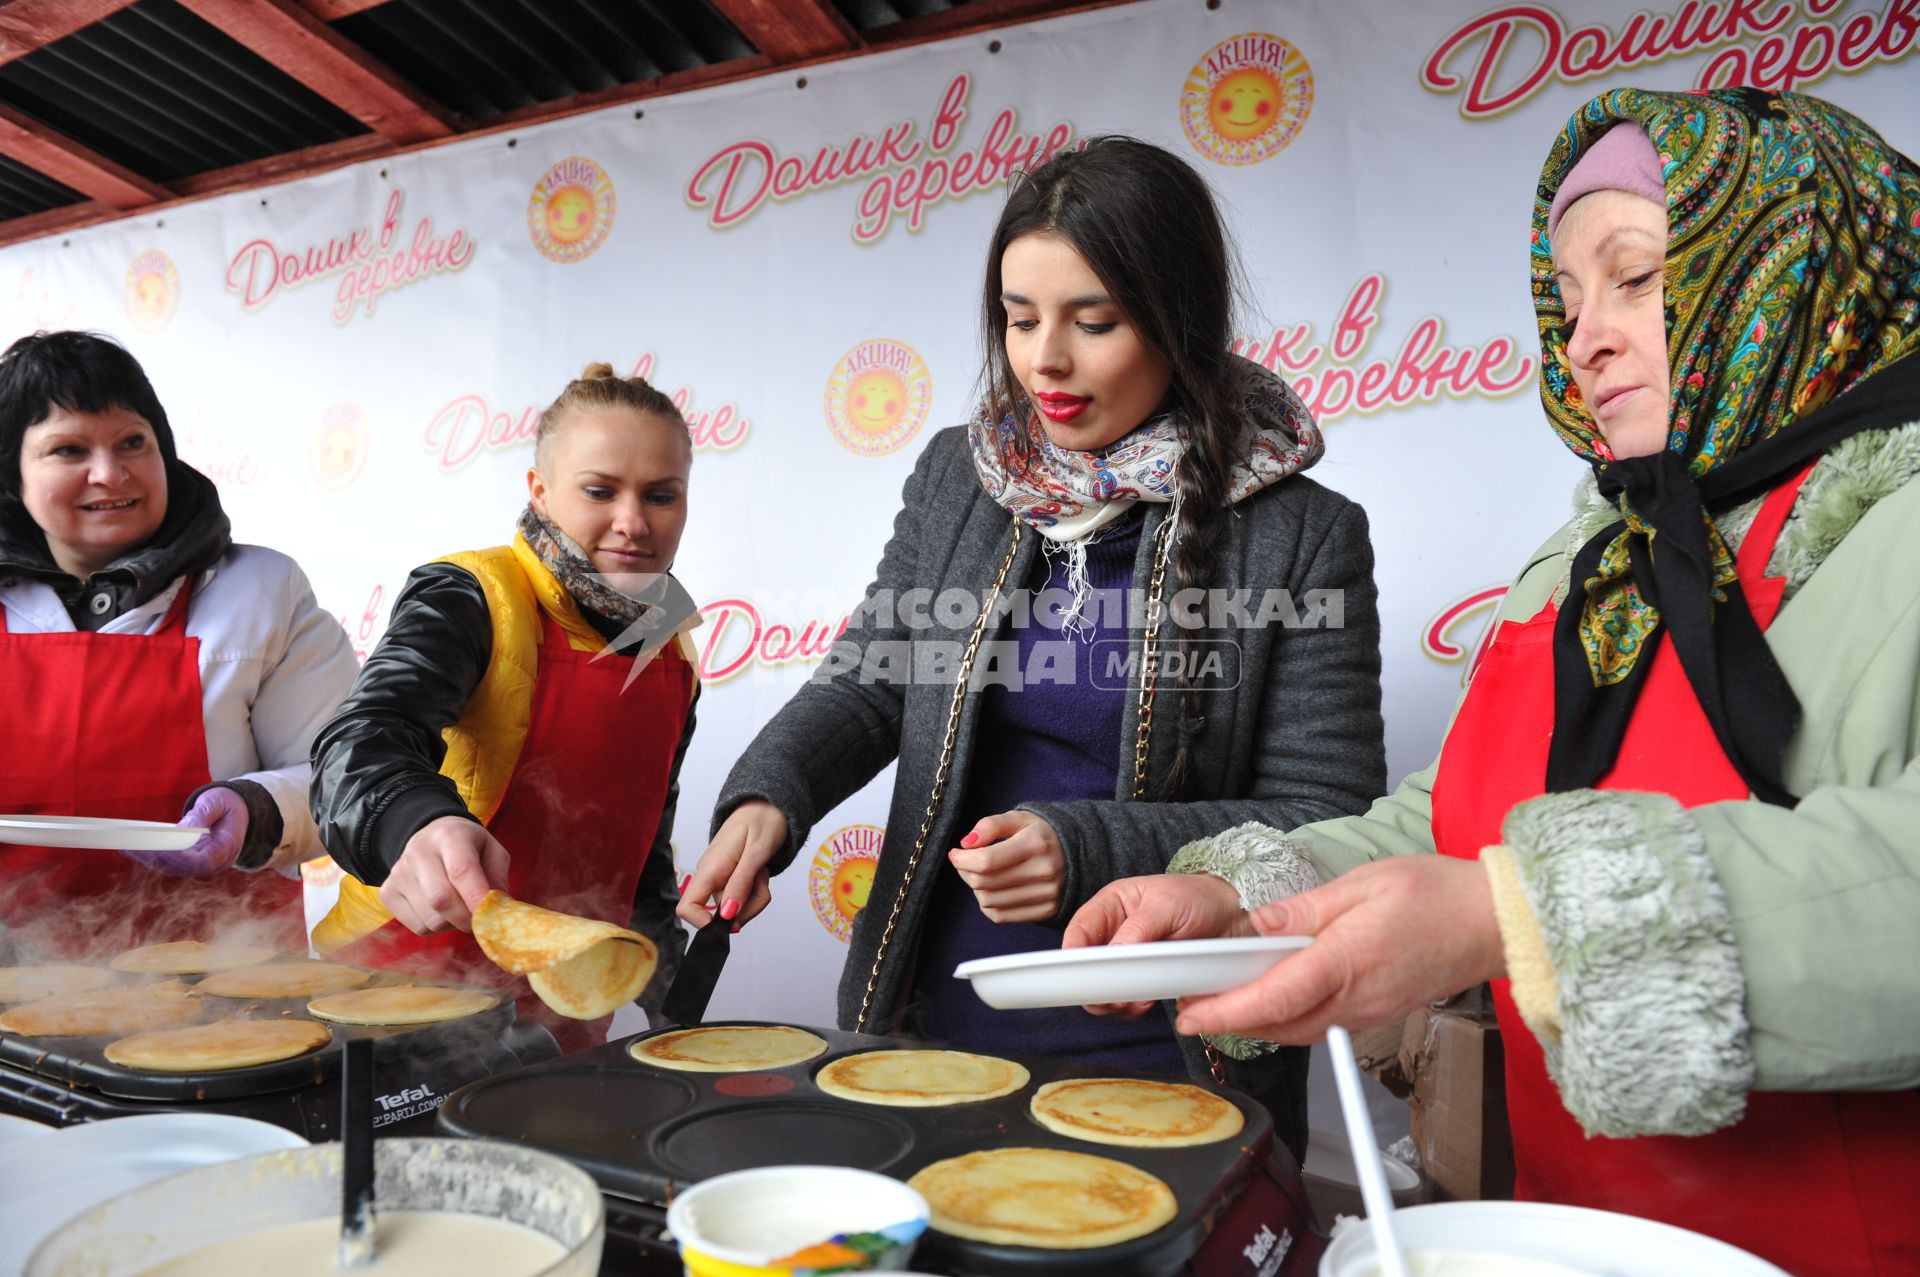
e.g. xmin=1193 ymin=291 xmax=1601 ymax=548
xmin=1501 ymin=789 xmax=1753 ymax=1138
xmin=1166 ymin=823 xmax=1321 ymax=1062
xmin=1164 ymin=822 xmax=1321 ymax=911
xmin=1481 ymin=845 xmax=1560 ymax=1039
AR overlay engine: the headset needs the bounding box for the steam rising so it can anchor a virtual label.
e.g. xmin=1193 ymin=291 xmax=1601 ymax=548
xmin=0 ymin=856 xmax=306 ymax=967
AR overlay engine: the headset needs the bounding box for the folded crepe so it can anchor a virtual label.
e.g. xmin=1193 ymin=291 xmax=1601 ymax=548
xmin=472 ymin=890 xmax=658 ymax=1020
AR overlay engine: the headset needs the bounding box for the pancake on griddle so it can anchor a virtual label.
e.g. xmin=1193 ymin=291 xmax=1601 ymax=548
xmin=1030 ymin=1077 xmax=1245 ymax=1148
xmin=0 ymin=964 xmax=114 ymax=1003
xmin=0 ymin=982 xmax=200 ymax=1037
xmin=109 ymin=941 xmax=280 ymax=975
xmin=815 ymin=1049 xmax=1029 ymax=1107
xmin=104 ymin=1017 xmax=332 ymax=1072
xmin=306 ymin=985 xmax=498 ymax=1026
xmin=195 ymin=961 xmax=373 ymax=1000
xmin=908 ymin=1147 xmax=1177 ymax=1249
xmin=473 ymin=890 xmax=658 ymax=1019
xmin=629 ymin=1025 xmax=827 ymax=1072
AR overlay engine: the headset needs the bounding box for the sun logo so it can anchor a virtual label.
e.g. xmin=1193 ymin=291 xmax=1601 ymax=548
xmin=825 ymin=339 xmax=932 ymax=457
xmin=527 ymin=157 xmax=615 ymax=263
xmin=123 ymin=250 xmax=181 ymax=333
xmin=1181 ymin=33 xmax=1313 ymax=166
xmin=808 ymin=824 xmax=884 ymax=942
xmin=309 ymin=401 xmax=370 ymax=491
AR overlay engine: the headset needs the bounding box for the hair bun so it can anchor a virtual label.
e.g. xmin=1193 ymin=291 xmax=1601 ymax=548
xmin=579 ymin=361 xmax=618 ymax=381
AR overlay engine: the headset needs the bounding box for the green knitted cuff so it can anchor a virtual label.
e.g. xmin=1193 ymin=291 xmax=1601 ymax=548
xmin=1165 ymin=822 xmax=1319 ymax=1061
xmin=1164 ymin=821 xmax=1321 ymax=911
xmin=1206 ymin=1030 xmax=1281 ymax=1061
xmin=1502 ymin=788 xmax=1753 ymax=1138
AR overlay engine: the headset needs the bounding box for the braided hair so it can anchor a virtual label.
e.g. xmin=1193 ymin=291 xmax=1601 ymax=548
xmin=978 ymin=137 xmax=1248 ymax=799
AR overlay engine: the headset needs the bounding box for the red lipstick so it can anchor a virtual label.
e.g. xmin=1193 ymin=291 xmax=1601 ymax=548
xmin=1034 ymin=391 xmax=1091 ymax=423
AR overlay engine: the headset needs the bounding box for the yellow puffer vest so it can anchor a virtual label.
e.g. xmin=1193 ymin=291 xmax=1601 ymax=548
xmin=312 ymin=536 xmax=694 ymax=954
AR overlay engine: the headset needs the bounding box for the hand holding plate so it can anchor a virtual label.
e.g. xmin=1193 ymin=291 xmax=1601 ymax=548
xmin=1063 ymin=872 xmax=1251 ymax=1018
xmin=120 ymin=785 xmax=246 ymax=877
xmin=1173 ymin=855 xmax=1506 ymax=1044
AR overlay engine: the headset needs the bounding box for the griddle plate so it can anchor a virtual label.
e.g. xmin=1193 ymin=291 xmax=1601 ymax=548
xmin=0 ymin=973 xmax=517 ymax=1102
xmin=439 ymin=1022 xmax=1277 ymax=1277
xmin=654 ymin=1099 xmax=917 ymax=1181
xmin=453 ymin=1067 xmax=697 ymax=1159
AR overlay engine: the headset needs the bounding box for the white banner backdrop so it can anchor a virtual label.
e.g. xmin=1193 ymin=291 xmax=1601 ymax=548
xmin=1 ymin=0 xmax=1913 ymax=1029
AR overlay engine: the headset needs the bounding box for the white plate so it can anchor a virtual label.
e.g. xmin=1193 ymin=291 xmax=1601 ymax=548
xmin=954 ymin=936 xmax=1312 ymax=1009
xmin=0 ymin=815 xmax=205 ymax=852
xmin=1321 ymin=1200 xmax=1790 ymax=1276
xmin=0 ymin=1113 xmax=51 ymax=1150
xmin=0 ymin=1113 xmax=307 ymax=1274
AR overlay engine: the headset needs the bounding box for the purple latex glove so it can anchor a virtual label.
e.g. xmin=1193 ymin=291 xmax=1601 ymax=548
xmin=122 ymin=785 xmax=250 ymax=877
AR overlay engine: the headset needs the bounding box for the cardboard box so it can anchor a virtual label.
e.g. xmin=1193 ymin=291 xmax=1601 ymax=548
xmin=1398 ymin=1001 xmax=1516 ymax=1202
xmin=1351 ymin=1019 xmax=1414 ymax=1097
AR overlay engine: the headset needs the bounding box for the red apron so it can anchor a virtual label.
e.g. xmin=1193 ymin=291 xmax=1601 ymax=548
xmin=0 ymin=580 xmax=304 ymax=956
xmin=331 ymin=612 xmax=692 ymax=1053
xmin=1430 ymin=466 xmax=1920 ymax=1275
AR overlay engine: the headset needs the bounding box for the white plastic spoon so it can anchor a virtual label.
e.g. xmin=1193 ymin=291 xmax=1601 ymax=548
xmin=1327 ymin=1025 xmax=1410 ymax=1277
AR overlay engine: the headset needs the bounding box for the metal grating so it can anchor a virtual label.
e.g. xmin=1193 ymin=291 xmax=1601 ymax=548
xmin=0 ymin=0 xmax=371 ymax=185
xmin=337 ymin=0 xmax=756 ymax=124
xmin=831 ymin=0 xmax=971 ymax=29
xmin=0 ymin=155 xmax=86 ymax=222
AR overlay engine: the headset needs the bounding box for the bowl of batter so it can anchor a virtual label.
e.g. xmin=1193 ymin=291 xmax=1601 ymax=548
xmin=23 ymin=1136 xmax=604 ymax=1277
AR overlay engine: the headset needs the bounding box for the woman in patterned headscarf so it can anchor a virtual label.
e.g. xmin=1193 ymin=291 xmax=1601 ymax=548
xmin=1065 ymin=88 xmax=1920 ymax=1273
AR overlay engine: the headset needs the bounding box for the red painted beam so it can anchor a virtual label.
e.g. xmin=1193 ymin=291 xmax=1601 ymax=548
xmin=0 ymin=102 xmax=167 ymax=208
xmin=294 ymin=0 xmax=394 ymax=19
xmin=0 ymin=0 xmax=138 ymax=67
xmin=175 ymin=0 xmax=456 ymax=143
xmin=710 ymin=0 xmax=861 ymax=62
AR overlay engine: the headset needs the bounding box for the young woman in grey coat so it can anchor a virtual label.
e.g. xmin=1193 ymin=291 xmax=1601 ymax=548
xmin=679 ymin=137 xmax=1385 ymax=1157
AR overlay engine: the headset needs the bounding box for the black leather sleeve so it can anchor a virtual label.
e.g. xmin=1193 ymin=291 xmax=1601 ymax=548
xmin=309 ymin=563 xmax=492 ymax=885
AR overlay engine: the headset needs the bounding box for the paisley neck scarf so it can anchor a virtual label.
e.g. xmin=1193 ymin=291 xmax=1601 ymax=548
xmin=516 ymin=504 xmax=652 ymax=630
xmin=966 ymin=356 xmax=1324 ymax=541
xmin=1537 ymin=87 xmax=1920 ymax=803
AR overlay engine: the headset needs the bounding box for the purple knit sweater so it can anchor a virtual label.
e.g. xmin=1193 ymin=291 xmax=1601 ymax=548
xmin=910 ymin=509 xmax=1184 ymax=1073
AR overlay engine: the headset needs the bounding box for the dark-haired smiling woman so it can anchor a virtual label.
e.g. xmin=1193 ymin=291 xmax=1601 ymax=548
xmin=0 ymin=332 xmax=357 ymax=954
xmin=680 ymin=137 xmax=1386 ymax=1158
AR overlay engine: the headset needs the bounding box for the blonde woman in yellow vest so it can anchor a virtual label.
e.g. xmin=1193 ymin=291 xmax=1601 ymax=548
xmin=308 ymin=364 xmax=700 ymax=1051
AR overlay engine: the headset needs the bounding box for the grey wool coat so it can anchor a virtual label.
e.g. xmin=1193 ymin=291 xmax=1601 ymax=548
xmin=714 ymin=424 xmax=1386 ymax=1153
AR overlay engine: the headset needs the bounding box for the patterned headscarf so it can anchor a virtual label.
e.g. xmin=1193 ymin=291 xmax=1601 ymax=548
xmin=1536 ymin=88 xmax=1920 ymax=802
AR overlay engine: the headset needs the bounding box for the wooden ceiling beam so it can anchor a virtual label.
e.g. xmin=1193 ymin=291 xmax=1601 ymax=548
xmin=294 ymin=0 xmax=395 ymax=19
xmin=0 ymin=0 xmax=1153 ymax=251
xmin=171 ymin=133 xmax=391 ymax=198
xmin=0 ymin=136 xmax=390 ymax=250
xmin=710 ymin=0 xmax=861 ymax=62
xmin=174 ymin=0 xmax=456 ymax=144
xmin=870 ymin=0 xmax=1132 ymax=47
xmin=0 ymin=102 xmax=168 ymax=208
xmin=0 ymin=0 xmax=138 ymax=68
xmin=0 ymin=197 xmax=108 ymax=249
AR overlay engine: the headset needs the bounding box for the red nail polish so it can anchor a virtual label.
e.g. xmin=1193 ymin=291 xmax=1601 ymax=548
xmin=961 ymin=833 xmax=980 ymax=848
xmin=719 ymin=898 xmax=741 ymax=921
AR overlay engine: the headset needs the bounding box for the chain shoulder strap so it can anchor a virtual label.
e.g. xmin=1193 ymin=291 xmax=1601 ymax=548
xmin=1130 ymin=512 xmax=1179 ymax=801
xmin=1130 ymin=513 xmax=1228 ymax=1085
xmin=856 ymin=521 xmax=1024 ymax=1031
